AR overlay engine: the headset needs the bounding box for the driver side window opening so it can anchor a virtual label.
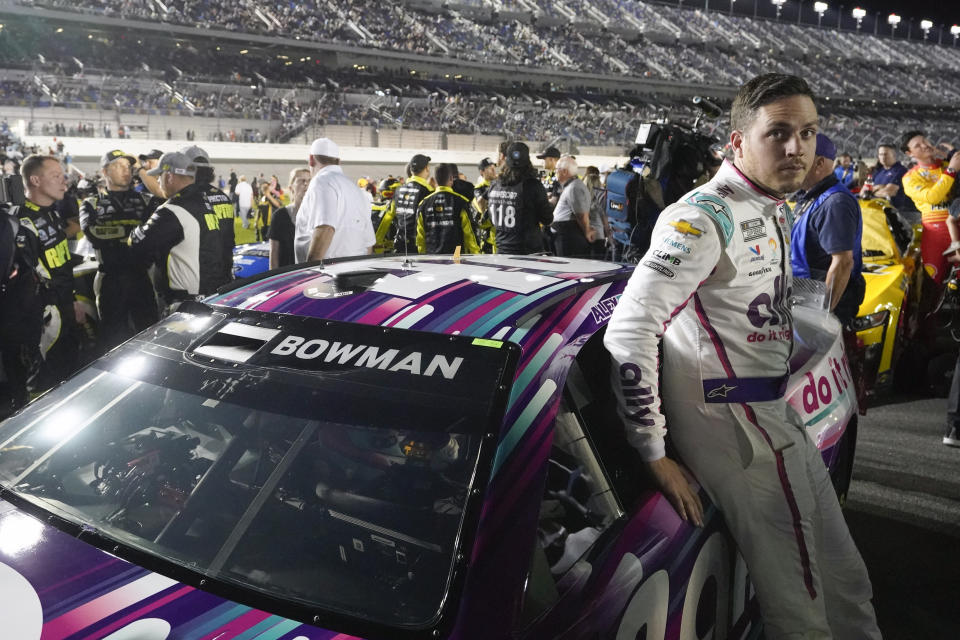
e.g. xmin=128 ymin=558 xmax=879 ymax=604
xmin=522 ymin=328 xmax=649 ymax=625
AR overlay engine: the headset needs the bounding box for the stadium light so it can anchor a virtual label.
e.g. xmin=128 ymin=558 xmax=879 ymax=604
xmin=920 ymin=19 xmax=933 ymax=41
xmin=814 ymin=2 xmax=828 ymax=27
xmin=888 ymin=13 xmax=900 ymax=37
xmin=771 ymin=0 xmax=786 ymax=21
xmin=952 ymin=24 xmax=960 ymax=46
xmin=852 ymin=7 xmax=865 ymax=31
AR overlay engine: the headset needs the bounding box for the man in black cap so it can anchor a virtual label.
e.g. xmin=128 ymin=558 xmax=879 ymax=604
xmin=536 ymin=145 xmax=562 ymax=201
xmin=128 ymin=152 xmax=224 ymax=315
xmin=487 ymin=143 xmax=552 ymax=255
xmin=388 ymin=153 xmax=433 ymax=254
xmin=182 ymin=145 xmax=234 ymax=289
xmin=473 ymin=157 xmax=498 ymax=252
xmin=536 ymin=146 xmax=563 ymax=253
xmin=135 ymin=149 xmax=164 ymax=198
xmin=79 ymin=149 xmax=161 ymax=352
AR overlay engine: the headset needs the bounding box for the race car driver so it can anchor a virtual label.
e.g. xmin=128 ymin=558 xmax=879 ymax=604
xmin=604 ymin=74 xmax=881 ymax=639
xmin=900 ymin=130 xmax=960 ymax=284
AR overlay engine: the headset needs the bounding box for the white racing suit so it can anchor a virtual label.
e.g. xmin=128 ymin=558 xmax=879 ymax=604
xmin=604 ymin=161 xmax=881 ymax=639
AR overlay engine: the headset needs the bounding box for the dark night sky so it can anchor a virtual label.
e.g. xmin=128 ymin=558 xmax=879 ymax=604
xmin=696 ymin=0 xmax=960 ymax=37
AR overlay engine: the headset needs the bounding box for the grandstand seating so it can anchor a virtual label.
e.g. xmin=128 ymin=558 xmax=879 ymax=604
xmin=2 ymin=0 xmax=960 ymax=157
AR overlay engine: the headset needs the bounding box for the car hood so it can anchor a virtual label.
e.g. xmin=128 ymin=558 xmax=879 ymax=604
xmin=0 ymin=501 xmax=361 ymax=640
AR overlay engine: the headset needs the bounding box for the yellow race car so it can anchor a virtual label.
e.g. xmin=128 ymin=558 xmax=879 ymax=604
xmin=852 ymin=197 xmax=922 ymax=394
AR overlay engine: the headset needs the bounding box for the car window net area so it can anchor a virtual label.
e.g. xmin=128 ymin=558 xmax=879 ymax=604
xmin=0 ymin=313 xmax=514 ymax=630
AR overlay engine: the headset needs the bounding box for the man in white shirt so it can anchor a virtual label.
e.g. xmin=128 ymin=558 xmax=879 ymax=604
xmin=294 ymin=138 xmax=375 ymax=262
xmin=234 ymin=176 xmax=253 ymax=228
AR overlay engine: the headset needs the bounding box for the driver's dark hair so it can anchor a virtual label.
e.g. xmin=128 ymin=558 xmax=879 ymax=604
xmin=730 ymin=74 xmax=816 ymax=132
xmin=900 ymin=130 xmax=925 ymax=154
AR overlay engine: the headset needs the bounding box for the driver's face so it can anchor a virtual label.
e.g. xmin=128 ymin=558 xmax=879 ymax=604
xmin=906 ymin=135 xmax=937 ymax=164
xmin=730 ymin=94 xmax=818 ymax=198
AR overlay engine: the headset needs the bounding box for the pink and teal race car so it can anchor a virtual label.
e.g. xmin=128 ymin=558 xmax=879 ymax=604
xmin=0 ymin=255 xmax=857 ymax=640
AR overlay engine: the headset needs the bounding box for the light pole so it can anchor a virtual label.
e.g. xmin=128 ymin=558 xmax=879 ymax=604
xmin=852 ymin=7 xmax=865 ymax=31
xmin=729 ymin=0 xmax=735 ymax=16
xmin=771 ymin=0 xmax=785 ymax=21
xmin=952 ymin=25 xmax=960 ymax=46
xmin=814 ymin=2 xmax=828 ymax=27
xmin=921 ymin=20 xmax=933 ymax=41
xmin=888 ymin=13 xmax=900 ymax=37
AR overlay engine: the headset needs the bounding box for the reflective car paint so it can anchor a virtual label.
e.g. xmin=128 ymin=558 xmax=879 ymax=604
xmin=1 ymin=255 xmax=856 ymax=640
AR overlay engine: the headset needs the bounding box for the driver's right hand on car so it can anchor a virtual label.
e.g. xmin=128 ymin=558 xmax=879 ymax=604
xmin=645 ymin=456 xmax=704 ymax=527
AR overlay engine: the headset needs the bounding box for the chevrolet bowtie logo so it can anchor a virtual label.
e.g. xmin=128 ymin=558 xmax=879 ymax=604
xmin=668 ymin=219 xmax=704 ymax=237
xmin=707 ymin=384 xmax=737 ymax=398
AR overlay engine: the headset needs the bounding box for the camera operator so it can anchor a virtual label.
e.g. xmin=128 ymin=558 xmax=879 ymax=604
xmin=79 ymin=150 xmax=161 ymax=353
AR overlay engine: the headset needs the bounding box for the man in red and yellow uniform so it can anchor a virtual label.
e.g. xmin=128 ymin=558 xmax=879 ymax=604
xmin=901 ymin=130 xmax=960 ymax=283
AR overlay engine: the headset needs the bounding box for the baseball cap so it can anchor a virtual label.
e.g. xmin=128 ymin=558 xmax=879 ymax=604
xmin=309 ymin=137 xmax=340 ymax=158
xmin=536 ymin=146 xmax=561 ymax=159
xmin=101 ymin=149 xmax=135 ymax=167
xmin=179 ymin=145 xmax=210 ymax=163
xmin=505 ymin=142 xmax=531 ymax=169
xmin=410 ymin=154 xmax=431 ymax=174
xmin=478 ymin=157 xmax=495 ymax=171
xmin=145 ymin=151 xmax=196 ymax=177
xmin=138 ymin=149 xmax=163 ymax=163
xmin=815 ymin=133 xmax=837 ymax=161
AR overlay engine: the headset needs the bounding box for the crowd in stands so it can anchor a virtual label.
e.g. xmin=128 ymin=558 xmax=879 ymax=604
xmin=16 ymin=0 xmax=960 ymax=105
xmin=1 ymin=0 xmax=958 ymax=156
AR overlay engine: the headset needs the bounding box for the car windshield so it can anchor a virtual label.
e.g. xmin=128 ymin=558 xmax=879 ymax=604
xmin=0 ymin=309 xmax=515 ymax=631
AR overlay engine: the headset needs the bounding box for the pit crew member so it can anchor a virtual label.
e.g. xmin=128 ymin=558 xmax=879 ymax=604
xmin=128 ymin=152 xmax=224 ymax=314
xmin=487 ymin=143 xmax=552 ymax=255
xmin=15 ymin=154 xmax=81 ymax=390
xmin=415 ymin=163 xmax=480 ymax=255
xmin=79 ymin=150 xmax=160 ymax=352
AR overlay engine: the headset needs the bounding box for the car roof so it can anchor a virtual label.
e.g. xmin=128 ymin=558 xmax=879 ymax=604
xmin=208 ymin=255 xmax=632 ymax=343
